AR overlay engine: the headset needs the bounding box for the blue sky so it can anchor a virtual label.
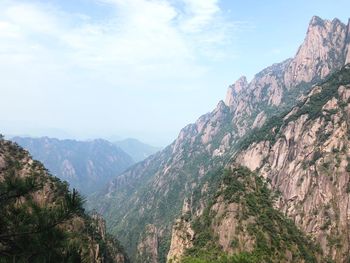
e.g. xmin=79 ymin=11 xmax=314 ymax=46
xmin=0 ymin=0 xmax=349 ymax=146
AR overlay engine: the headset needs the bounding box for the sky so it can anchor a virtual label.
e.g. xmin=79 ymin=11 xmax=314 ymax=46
xmin=0 ymin=0 xmax=349 ymax=146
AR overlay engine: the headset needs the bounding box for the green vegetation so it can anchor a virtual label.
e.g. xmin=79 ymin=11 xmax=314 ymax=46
xmin=181 ymin=167 xmax=320 ymax=263
xmin=238 ymin=115 xmax=284 ymax=150
xmin=287 ymin=64 xmax=350 ymax=122
xmin=0 ymin=139 xmax=128 ymax=263
xmin=181 ymin=252 xmax=258 ymax=263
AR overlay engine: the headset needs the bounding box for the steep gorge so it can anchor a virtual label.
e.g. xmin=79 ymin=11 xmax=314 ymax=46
xmin=90 ymin=16 xmax=350 ymax=262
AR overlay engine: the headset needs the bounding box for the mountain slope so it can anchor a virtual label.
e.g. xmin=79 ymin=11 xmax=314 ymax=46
xmin=12 ymin=137 xmax=134 ymax=195
xmin=168 ymin=63 xmax=350 ymax=262
xmin=168 ymin=167 xmax=320 ymax=263
xmin=90 ymin=16 xmax=350 ymax=263
xmin=114 ymin=138 xmax=160 ymax=162
xmin=0 ymin=136 xmax=129 ymax=262
xmin=235 ymin=64 xmax=350 ymax=262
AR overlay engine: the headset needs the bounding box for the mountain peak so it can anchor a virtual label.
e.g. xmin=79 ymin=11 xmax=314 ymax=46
xmin=308 ymin=16 xmax=343 ymax=29
xmin=224 ymin=76 xmax=248 ymax=106
xmin=309 ymin=15 xmax=325 ymax=27
xmin=233 ymin=76 xmax=248 ymax=93
xmin=346 ymin=19 xmax=350 ymax=64
xmin=216 ymin=100 xmax=228 ymax=111
xmin=284 ymin=16 xmax=348 ymax=88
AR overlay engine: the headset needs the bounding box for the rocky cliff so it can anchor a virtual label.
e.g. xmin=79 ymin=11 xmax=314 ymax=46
xmin=167 ymin=167 xmax=321 ymax=263
xmin=235 ymin=64 xmax=350 ymax=262
xmin=0 ymin=137 xmax=129 ymax=262
xmin=90 ymin=16 xmax=350 ymax=263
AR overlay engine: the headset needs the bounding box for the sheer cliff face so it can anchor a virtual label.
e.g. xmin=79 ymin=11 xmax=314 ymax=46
xmin=284 ymin=17 xmax=348 ymax=88
xmin=91 ymin=17 xmax=350 ymax=263
xmin=345 ymin=19 xmax=350 ymax=64
xmin=236 ymin=65 xmax=350 ymax=262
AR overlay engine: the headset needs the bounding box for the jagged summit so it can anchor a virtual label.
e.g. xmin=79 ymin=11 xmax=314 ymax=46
xmin=285 ymin=16 xmax=349 ymax=88
xmin=309 ymin=15 xmax=326 ymax=26
xmin=232 ymin=76 xmax=248 ymax=94
xmin=346 ymin=18 xmax=350 ymax=64
xmin=224 ymin=76 xmax=248 ymax=106
xmin=224 ymin=16 xmax=350 ymax=110
xmin=309 ymin=15 xmax=344 ymax=27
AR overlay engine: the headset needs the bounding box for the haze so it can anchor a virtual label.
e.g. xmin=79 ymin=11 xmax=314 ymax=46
xmin=1 ymin=0 xmax=349 ymax=146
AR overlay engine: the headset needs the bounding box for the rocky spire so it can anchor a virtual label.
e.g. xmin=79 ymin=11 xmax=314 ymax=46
xmin=224 ymin=76 xmax=248 ymax=106
xmin=284 ymin=16 xmax=348 ymax=88
xmin=345 ymin=18 xmax=350 ymax=64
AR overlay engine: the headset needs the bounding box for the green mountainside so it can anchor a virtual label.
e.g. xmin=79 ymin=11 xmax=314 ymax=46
xmin=177 ymin=167 xmax=320 ymax=263
xmin=0 ymin=137 xmax=129 ymax=263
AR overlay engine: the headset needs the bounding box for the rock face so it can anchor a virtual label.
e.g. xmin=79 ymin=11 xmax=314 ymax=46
xmin=12 ymin=137 xmax=134 ymax=195
xmin=224 ymin=76 xmax=248 ymax=106
xmin=167 ymin=168 xmax=320 ymax=262
xmin=284 ymin=16 xmax=348 ymax=88
xmin=137 ymin=225 xmax=159 ymax=263
xmin=90 ymin=17 xmax=350 ymax=263
xmin=167 ymin=200 xmax=195 ymax=263
xmin=0 ymin=138 xmax=129 ymax=262
xmin=236 ymin=66 xmax=350 ymax=262
xmin=345 ymin=19 xmax=350 ymax=64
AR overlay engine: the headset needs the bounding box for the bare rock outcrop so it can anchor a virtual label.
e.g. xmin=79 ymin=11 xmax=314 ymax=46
xmin=137 ymin=225 xmax=159 ymax=263
xmin=284 ymin=16 xmax=348 ymax=88
xmin=236 ymin=79 xmax=350 ymax=262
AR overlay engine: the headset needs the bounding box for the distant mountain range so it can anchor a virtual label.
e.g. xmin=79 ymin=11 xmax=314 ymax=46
xmin=12 ymin=136 xmax=134 ymax=195
xmin=114 ymin=138 xmax=161 ymax=162
xmin=11 ymin=136 xmax=160 ymax=195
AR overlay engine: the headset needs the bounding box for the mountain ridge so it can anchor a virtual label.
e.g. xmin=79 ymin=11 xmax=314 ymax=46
xmin=114 ymin=138 xmax=161 ymax=163
xmin=89 ymin=16 xmax=350 ymax=263
xmin=12 ymin=136 xmax=134 ymax=195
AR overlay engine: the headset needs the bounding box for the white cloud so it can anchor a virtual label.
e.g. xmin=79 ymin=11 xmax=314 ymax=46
xmin=5 ymin=4 xmax=59 ymax=34
xmin=0 ymin=0 xmax=252 ymax=144
xmin=0 ymin=21 xmax=21 ymax=38
xmin=180 ymin=0 xmax=220 ymax=33
xmin=0 ymin=0 xmax=242 ymax=78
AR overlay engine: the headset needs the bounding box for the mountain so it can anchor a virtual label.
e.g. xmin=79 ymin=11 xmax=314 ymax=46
xmin=167 ymin=167 xmax=321 ymax=263
xmin=89 ymin=16 xmax=350 ymax=263
xmin=12 ymin=137 xmax=134 ymax=195
xmin=0 ymin=136 xmax=129 ymax=262
xmin=168 ymin=64 xmax=350 ymax=263
xmin=114 ymin=138 xmax=161 ymax=162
